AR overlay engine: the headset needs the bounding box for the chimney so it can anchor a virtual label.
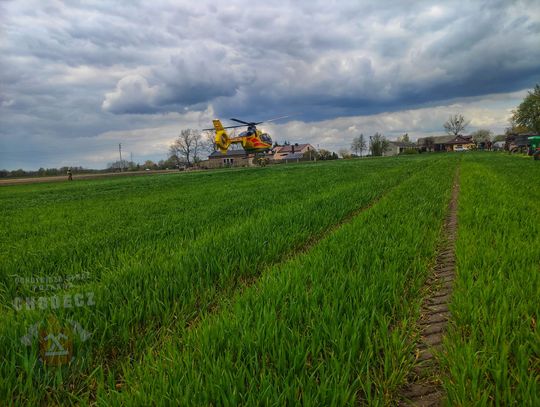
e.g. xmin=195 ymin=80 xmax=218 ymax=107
xmin=291 ymin=144 xmax=295 ymax=154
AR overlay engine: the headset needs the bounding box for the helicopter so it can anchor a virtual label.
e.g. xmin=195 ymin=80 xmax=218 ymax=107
xmin=204 ymin=116 xmax=289 ymax=155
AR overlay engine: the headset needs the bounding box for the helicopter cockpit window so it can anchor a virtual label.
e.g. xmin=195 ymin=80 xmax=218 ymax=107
xmin=261 ymin=133 xmax=272 ymax=143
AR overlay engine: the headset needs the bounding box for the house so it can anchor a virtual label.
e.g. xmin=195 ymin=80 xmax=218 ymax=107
xmin=205 ymin=148 xmax=255 ymax=168
xmin=444 ymin=135 xmax=475 ymax=151
xmin=417 ymin=135 xmax=475 ymax=152
xmin=417 ymin=135 xmax=455 ymax=152
xmin=272 ymin=144 xmax=315 ymax=161
xmin=384 ymin=141 xmax=417 ymax=156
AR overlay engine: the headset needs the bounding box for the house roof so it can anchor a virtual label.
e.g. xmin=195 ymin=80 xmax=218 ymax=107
xmin=278 ymin=152 xmax=305 ymax=160
xmin=417 ymin=135 xmax=455 ymax=145
xmin=417 ymin=135 xmax=474 ymax=145
xmin=274 ymin=144 xmax=311 ymax=153
xmin=389 ymin=141 xmax=416 ymax=148
xmin=445 ymin=135 xmax=474 ymax=145
xmin=208 ymin=148 xmax=248 ymax=158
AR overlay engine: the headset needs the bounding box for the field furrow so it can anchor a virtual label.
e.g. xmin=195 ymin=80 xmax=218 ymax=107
xmin=3 ymin=153 xmax=535 ymax=406
xmin=440 ymin=154 xmax=540 ymax=405
xmin=1 ymin=158 xmax=424 ymax=404
xmin=110 ymin=157 xmax=458 ymax=405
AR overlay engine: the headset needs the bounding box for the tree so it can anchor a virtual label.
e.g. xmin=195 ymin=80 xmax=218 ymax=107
xmin=159 ymin=155 xmax=180 ymax=169
xmin=398 ymin=133 xmax=410 ymax=143
xmin=424 ymin=137 xmax=435 ymax=152
xmin=317 ymin=149 xmax=332 ymax=160
xmin=511 ymin=84 xmax=540 ymax=134
xmin=143 ymin=160 xmax=156 ymax=169
xmin=202 ymin=130 xmax=217 ymax=153
xmin=443 ymin=114 xmax=469 ymax=136
xmin=170 ymin=129 xmax=202 ymax=167
xmin=470 ymin=129 xmax=492 ymax=143
xmin=369 ymin=133 xmax=390 ymax=156
xmin=351 ymin=134 xmax=367 ymax=158
xmin=470 ymin=129 xmax=493 ymax=150
xmin=338 ymin=148 xmax=352 ymax=159
xmin=108 ymin=160 xmax=129 ymax=171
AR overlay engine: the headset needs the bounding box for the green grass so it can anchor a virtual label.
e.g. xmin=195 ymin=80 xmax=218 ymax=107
xmin=0 ymin=157 xmax=427 ymax=404
xmin=108 ymin=155 xmax=458 ymax=405
xmin=103 ymin=155 xmax=456 ymax=405
xmin=1 ymin=153 xmax=536 ymax=406
xmin=441 ymin=154 xmax=539 ymax=405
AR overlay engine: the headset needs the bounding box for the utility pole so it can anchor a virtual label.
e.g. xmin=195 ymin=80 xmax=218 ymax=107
xmin=118 ymin=143 xmax=123 ymax=172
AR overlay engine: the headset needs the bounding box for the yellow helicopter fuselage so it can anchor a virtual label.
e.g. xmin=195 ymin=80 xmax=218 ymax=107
xmin=212 ymin=120 xmax=272 ymax=154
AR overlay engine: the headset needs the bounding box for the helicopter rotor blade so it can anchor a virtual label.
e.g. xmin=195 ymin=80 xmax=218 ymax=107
xmin=205 ymin=114 xmax=298 ymax=131
xmin=202 ymin=124 xmax=246 ymax=131
xmin=223 ymin=124 xmax=248 ymax=129
xmin=230 ymin=118 xmax=255 ymax=125
xmin=261 ymin=114 xmax=295 ymax=123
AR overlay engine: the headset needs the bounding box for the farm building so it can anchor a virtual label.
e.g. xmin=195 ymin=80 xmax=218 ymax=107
xmin=384 ymin=141 xmax=417 ymax=156
xmin=417 ymin=135 xmax=475 ymax=152
xmin=444 ymin=135 xmax=476 ymax=151
xmin=272 ymin=144 xmax=315 ymax=161
xmin=205 ymin=148 xmax=255 ymax=168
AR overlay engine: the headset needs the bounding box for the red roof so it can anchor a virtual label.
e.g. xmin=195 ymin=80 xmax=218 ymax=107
xmin=274 ymin=144 xmax=311 ymax=153
xmin=445 ymin=135 xmax=473 ymax=145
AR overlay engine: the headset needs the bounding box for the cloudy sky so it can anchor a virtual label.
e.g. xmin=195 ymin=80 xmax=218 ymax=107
xmin=1 ymin=0 xmax=539 ymax=170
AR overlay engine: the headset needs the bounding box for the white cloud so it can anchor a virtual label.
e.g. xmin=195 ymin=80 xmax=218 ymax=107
xmin=1 ymin=0 xmax=539 ymax=169
xmin=102 ymin=75 xmax=160 ymax=114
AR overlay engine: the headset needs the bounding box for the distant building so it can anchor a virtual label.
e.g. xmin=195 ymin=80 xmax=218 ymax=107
xmin=205 ymin=148 xmax=255 ymax=168
xmin=272 ymin=144 xmax=315 ymax=161
xmin=384 ymin=141 xmax=417 ymax=156
xmin=203 ymin=143 xmax=316 ymax=168
xmin=444 ymin=135 xmax=476 ymax=151
xmin=417 ymin=135 xmax=475 ymax=152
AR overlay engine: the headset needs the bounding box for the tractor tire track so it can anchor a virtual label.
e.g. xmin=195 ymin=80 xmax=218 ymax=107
xmin=399 ymin=168 xmax=460 ymax=406
xmin=110 ymin=169 xmax=421 ymax=396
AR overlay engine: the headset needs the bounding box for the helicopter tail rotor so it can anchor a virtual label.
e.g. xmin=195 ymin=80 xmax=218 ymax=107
xmin=215 ymin=130 xmax=231 ymax=154
xmin=209 ymin=119 xmax=231 ymax=154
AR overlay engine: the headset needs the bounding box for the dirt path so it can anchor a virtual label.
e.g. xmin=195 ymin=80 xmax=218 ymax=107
xmin=0 ymin=169 xmax=182 ymax=186
xmin=399 ymin=170 xmax=460 ymax=406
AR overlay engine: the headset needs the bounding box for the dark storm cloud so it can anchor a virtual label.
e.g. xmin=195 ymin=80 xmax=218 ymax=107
xmin=94 ymin=0 xmax=540 ymax=120
xmin=1 ymin=0 xmax=540 ymax=169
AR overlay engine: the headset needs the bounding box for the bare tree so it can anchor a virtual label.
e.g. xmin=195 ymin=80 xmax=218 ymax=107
xmin=170 ymin=129 xmax=202 ymax=167
xmin=369 ymin=133 xmax=390 ymax=156
xmin=398 ymin=133 xmax=410 ymax=142
xmin=351 ymin=134 xmax=367 ymax=157
xmin=470 ymin=129 xmax=492 ymax=143
xmin=338 ymin=148 xmax=352 ymax=159
xmin=444 ymin=114 xmax=470 ymax=136
xmin=201 ymin=130 xmax=217 ymax=153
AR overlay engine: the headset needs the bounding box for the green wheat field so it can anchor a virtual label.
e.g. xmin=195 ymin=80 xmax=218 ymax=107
xmin=0 ymin=153 xmax=538 ymax=405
